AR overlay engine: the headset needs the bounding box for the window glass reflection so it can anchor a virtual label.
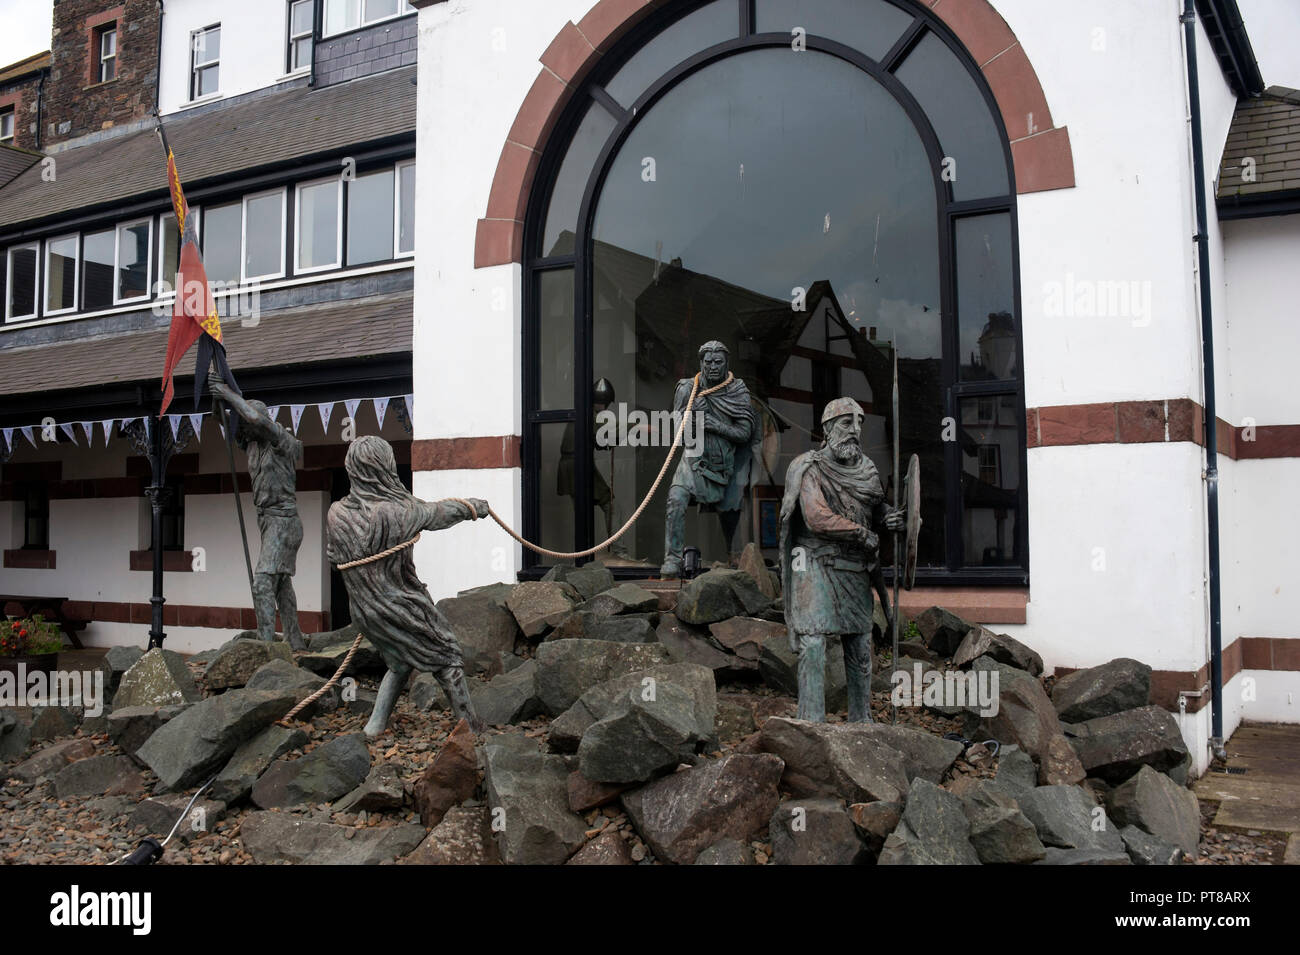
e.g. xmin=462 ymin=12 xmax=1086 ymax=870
xmin=956 ymin=213 xmax=1016 ymax=382
xmin=959 ymin=395 xmax=1021 ymax=566
xmin=756 ymin=0 xmax=913 ymax=62
xmin=604 ymin=0 xmax=737 ymax=108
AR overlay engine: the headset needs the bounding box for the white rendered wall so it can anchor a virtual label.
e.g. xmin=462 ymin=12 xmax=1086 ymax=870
xmin=159 ymin=0 xmax=304 ymax=116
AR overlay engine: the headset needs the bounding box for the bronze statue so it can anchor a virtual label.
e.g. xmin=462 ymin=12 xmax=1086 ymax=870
xmin=326 ymin=436 xmax=485 ymax=736
xmin=660 ymin=341 xmax=754 ymax=577
xmin=779 ymin=397 xmax=904 ymax=722
xmin=210 ymin=378 xmax=305 ymax=651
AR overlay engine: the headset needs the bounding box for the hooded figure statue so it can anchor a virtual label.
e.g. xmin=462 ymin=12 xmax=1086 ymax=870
xmin=779 ymin=397 xmax=904 ymax=721
xmin=326 ymin=435 xmax=486 ymax=736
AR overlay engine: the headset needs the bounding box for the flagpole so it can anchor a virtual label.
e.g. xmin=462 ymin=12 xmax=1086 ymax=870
xmin=891 ymin=343 xmax=901 ymax=726
xmin=153 ymin=117 xmax=257 ymax=613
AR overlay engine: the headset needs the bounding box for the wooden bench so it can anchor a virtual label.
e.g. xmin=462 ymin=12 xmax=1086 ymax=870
xmin=0 ymin=595 xmax=86 ymax=650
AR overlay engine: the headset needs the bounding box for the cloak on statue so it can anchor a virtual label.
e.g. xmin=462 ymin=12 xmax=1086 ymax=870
xmin=667 ymin=373 xmax=755 ymax=512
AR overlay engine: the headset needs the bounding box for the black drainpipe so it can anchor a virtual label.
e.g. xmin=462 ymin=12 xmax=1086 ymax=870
xmin=34 ymin=65 xmax=48 ymax=150
xmin=308 ymin=0 xmax=320 ymax=88
xmin=1182 ymin=0 xmax=1226 ymax=759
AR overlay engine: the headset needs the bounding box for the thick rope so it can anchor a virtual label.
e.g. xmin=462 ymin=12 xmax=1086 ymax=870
xmin=278 ymin=632 xmax=365 ymax=725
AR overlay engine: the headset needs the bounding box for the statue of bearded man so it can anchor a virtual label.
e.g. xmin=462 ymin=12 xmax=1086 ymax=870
xmin=779 ymin=397 xmax=905 ymax=722
xmin=326 ymin=436 xmax=486 ymax=736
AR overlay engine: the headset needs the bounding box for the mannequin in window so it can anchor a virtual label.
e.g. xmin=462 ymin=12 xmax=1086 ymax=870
xmin=660 ymin=341 xmax=754 ymax=578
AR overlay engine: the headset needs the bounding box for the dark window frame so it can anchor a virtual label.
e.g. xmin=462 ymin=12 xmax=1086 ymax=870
xmin=519 ymin=0 xmax=1028 ymax=585
xmin=21 ymin=482 xmax=50 ymax=550
xmin=96 ymin=23 xmax=118 ymax=83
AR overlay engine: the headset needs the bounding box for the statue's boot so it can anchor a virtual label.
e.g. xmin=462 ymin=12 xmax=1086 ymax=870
xmin=364 ymin=664 xmax=412 ymax=738
xmin=252 ymin=573 xmax=278 ymax=642
xmin=434 ymin=665 xmax=486 ymax=733
xmin=843 ymin=631 xmax=874 ymax=723
xmin=795 ymin=633 xmax=827 ymax=722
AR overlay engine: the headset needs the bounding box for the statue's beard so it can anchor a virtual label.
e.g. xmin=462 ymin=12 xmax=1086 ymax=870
xmin=830 ymin=438 xmax=862 ymax=464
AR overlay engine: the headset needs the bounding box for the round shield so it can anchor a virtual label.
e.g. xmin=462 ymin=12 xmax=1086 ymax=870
xmin=903 ymin=453 xmax=922 ymax=590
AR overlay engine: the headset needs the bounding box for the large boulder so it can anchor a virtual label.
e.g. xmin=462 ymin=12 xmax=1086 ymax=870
xmin=848 ymin=801 xmax=903 ymax=859
xmin=548 ymin=662 xmax=716 ymax=753
xmin=710 ymin=617 xmax=783 ymax=664
xmin=1051 ymin=658 xmax=1152 ymax=723
xmin=1062 ymin=705 xmax=1191 ymax=784
xmin=769 ymin=797 xmax=868 ymax=865
xmin=992 ymin=744 xmax=1039 ymax=794
xmin=204 ymin=638 xmax=294 ymax=690
xmin=952 ymin=626 xmax=1043 ymax=676
xmin=694 ymin=838 xmax=754 ymax=865
xmin=297 ymin=638 xmax=386 ymax=676
xmin=757 ymin=717 xmax=909 ymax=804
xmin=483 ymin=735 xmax=588 ymax=865
xmin=53 ymin=754 xmax=143 ymax=798
xmin=10 ymin=738 xmax=96 ymax=783
xmin=435 ymin=592 xmax=521 ymax=676
xmin=245 ymin=659 xmax=338 ymax=716
xmin=251 ymin=732 xmax=371 ymax=809
xmin=967 ymin=657 xmax=1085 ymax=786
xmin=541 ymin=563 xmax=615 ymax=600
xmin=579 ymin=583 xmax=659 ymax=617
xmin=469 ymin=659 xmax=544 ymax=725
xmin=1036 ymin=847 xmax=1132 ymax=865
xmin=335 ymin=763 xmax=406 ymax=813
xmin=0 ymin=710 xmax=32 ymax=763
xmin=112 ymin=648 xmax=201 ymax=709
xmin=759 ymin=632 xmax=846 ymax=711
xmin=656 ymin=614 xmax=752 ymax=677
xmin=29 ymin=705 xmax=82 ymax=742
xmin=400 ymin=807 xmax=501 ymax=866
xmin=129 ymin=794 xmax=226 ymax=843
xmin=912 ymin=607 xmax=974 ymax=658
xmin=1121 ymin=825 xmax=1184 ymax=865
xmin=240 ymin=812 xmax=425 ymax=864
xmin=533 ymin=639 xmax=671 ymax=715
xmin=1016 ymin=784 xmax=1125 ymax=853
xmin=106 ymin=704 xmax=190 ymax=761
xmin=1105 ymin=765 xmax=1199 ymax=856
xmin=577 ymin=683 xmax=710 ymax=784
xmin=567 ymin=830 xmax=635 ymax=865
xmin=210 ymin=724 xmax=309 ymax=805
xmin=621 ymin=753 xmax=784 ymax=865
xmin=506 ymin=581 xmax=581 ymax=638
xmin=104 ymin=645 xmax=145 ymax=694
xmin=135 ymin=687 xmax=298 ymax=790
xmin=877 ymin=778 xmax=981 ymax=865
xmin=548 ymin=612 xmax=659 ymax=644
xmin=736 ymin=542 xmax=780 ymax=600
xmin=674 ymin=569 xmax=771 ymax=626
xmin=957 ymin=779 xmax=1046 ymax=864
xmin=413 ymin=720 xmax=479 ymax=828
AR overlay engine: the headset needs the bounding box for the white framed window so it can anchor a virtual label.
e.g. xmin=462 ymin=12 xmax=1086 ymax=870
xmin=190 ymin=25 xmax=221 ymax=100
xmin=116 ymin=218 xmax=153 ymax=303
xmin=5 ymin=242 xmax=39 ymax=320
xmin=242 ymin=188 xmax=286 ymax=282
xmin=82 ymin=229 xmax=115 ymax=310
xmin=158 ymin=208 xmax=199 ymax=294
xmin=287 ymin=0 xmax=313 ymax=73
xmin=98 ymin=25 xmax=118 ymax=83
xmin=44 ymin=234 xmax=79 ymax=314
xmin=202 ymin=201 xmax=241 ymax=285
xmin=323 ymin=0 xmax=414 ymax=37
xmin=296 ymin=177 xmax=343 ymax=274
xmin=0 ymin=108 xmax=13 ymax=144
xmin=346 ymin=166 xmax=394 ymax=266
xmin=395 ymin=159 xmax=414 ymax=257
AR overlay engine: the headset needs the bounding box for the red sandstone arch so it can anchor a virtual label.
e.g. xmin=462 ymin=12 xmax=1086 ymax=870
xmin=474 ymin=0 xmax=1075 ymax=268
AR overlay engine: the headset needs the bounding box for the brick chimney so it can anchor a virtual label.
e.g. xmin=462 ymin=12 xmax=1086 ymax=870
xmin=44 ymin=0 xmax=160 ymax=147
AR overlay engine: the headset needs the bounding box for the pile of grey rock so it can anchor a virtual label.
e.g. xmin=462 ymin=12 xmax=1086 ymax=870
xmin=0 ymin=551 xmax=1200 ymax=866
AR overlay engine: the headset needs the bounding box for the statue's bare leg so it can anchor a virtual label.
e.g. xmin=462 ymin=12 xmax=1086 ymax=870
xmin=365 ymin=663 xmax=412 ymax=738
xmin=252 ymin=573 xmax=278 ymax=642
xmin=660 ymin=485 xmax=690 ymax=578
xmin=432 ymin=664 xmax=485 ymax=733
xmin=718 ymin=508 xmax=741 ymax=557
xmin=843 ymin=631 xmax=874 ymax=723
xmin=275 ymin=574 xmax=305 ymax=651
xmin=795 ymin=633 xmax=827 ymax=722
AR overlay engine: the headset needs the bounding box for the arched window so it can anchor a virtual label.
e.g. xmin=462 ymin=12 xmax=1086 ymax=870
xmin=524 ymin=0 xmax=1026 ymax=584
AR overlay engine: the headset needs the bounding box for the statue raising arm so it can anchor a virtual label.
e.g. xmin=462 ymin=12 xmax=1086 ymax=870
xmin=210 ymin=377 xmax=279 ymax=442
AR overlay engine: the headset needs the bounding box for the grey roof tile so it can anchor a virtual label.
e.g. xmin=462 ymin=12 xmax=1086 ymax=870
xmin=1218 ymin=86 xmax=1300 ymax=199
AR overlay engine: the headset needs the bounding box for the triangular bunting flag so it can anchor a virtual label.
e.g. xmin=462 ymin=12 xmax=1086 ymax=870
xmin=2 ymin=429 xmax=12 ymax=452
xmin=404 ymin=394 xmax=414 ymax=419
xmin=21 ymin=426 xmax=36 ymax=447
xmin=267 ymin=405 xmax=282 ymax=422
xmin=317 ymin=402 xmax=335 ymax=435
xmin=344 ymin=398 xmax=362 ymax=426
xmin=189 ymin=414 xmax=204 ymax=440
xmin=80 ymin=422 xmax=94 ymax=446
xmin=373 ymin=396 xmax=390 ymax=430
xmin=289 ymin=405 xmax=306 ymax=434
xmin=60 ymin=423 xmax=77 ymax=445
xmin=168 ymin=415 xmax=182 ymax=441
xmin=101 ymin=420 xmax=114 ymax=444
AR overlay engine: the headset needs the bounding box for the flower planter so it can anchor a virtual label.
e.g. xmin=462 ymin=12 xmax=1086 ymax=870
xmin=0 ymin=653 xmax=58 ymax=679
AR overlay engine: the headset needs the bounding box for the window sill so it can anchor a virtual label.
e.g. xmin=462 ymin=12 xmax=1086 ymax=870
xmin=129 ymin=550 xmax=193 ymax=572
xmin=178 ymin=93 xmax=223 ymax=111
xmin=83 ymin=78 xmax=119 ymax=92
xmin=3 ymin=550 xmax=56 ymax=570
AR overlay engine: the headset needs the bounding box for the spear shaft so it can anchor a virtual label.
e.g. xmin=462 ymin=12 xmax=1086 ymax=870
xmin=891 ymin=345 xmax=900 ymax=726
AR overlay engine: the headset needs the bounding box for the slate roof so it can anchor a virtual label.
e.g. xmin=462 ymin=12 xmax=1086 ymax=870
xmin=0 ymin=291 xmax=412 ymax=397
xmin=0 ymin=145 xmax=40 ymax=189
xmin=1217 ymin=86 xmax=1300 ymax=200
xmin=0 ymin=51 xmax=50 ymax=85
xmin=0 ymin=65 xmax=416 ymax=231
